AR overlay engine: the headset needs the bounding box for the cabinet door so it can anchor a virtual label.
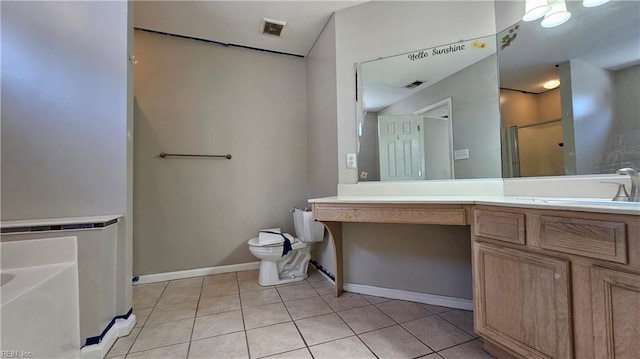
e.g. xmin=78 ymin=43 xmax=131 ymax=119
xmin=591 ymin=267 xmax=640 ymax=359
xmin=473 ymin=243 xmax=572 ymax=358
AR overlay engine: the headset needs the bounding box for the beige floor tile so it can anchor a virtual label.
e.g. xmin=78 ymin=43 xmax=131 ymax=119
xmin=308 ymin=336 xmax=376 ymax=359
xmin=263 ymin=348 xmax=313 ymax=359
xmin=277 ymin=282 xmax=318 ymax=302
xmin=108 ymin=356 xmax=124 ymax=359
xmin=133 ymin=282 xmax=167 ymax=296
xmin=133 ymin=295 xmax=159 ymax=310
xmin=246 ymin=322 xmax=305 ymax=358
xmin=419 ymin=354 xmax=444 ymax=359
xmin=201 ymin=281 xmax=239 ymax=299
xmin=106 ymin=327 xmax=141 ymax=357
xmin=439 ymin=340 xmax=495 ymax=359
xmin=126 ymin=343 xmax=189 ymax=359
xmin=239 ymin=280 xmax=273 ymax=293
xmin=192 ymin=310 xmax=244 ymax=341
xmin=403 ymin=316 xmax=473 ymax=351
xmin=237 ymin=269 xmax=259 ymax=282
xmin=361 ymin=294 xmax=392 ymax=305
xmin=422 ymin=303 xmax=452 ymax=314
xmin=132 ymin=282 xmax=167 ymax=308
xmin=337 ymin=305 xmax=395 ymax=334
xmin=308 ymin=281 xmax=335 ymax=295
xmin=203 ymin=272 xmax=237 ymax=286
xmin=156 ymin=286 xmax=201 ymax=306
xmin=240 ymin=288 xmax=282 ymax=308
xmin=134 ymin=308 xmax=152 ymax=328
xmin=306 ymin=270 xmax=327 ymax=283
xmin=359 ymin=325 xmax=433 ymax=359
xmin=321 ymin=292 xmax=369 ymax=312
xmin=188 ymin=331 xmax=249 ymax=359
xmin=439 ymin=309 xmax=477 ymax=336
xmin=242 ymin=302 xmax=291 ymax=330
xmin=376 ymin=300 xmax=433 ymax=323
xmin=146 ymin=300 xmax=197 ymax=325
xmin=295 ymin=313 xmax=354 ymax=346
xmin=284 ymin=296 xmax=333 ymax=320
xmin=129 ymin=318 xmax=193 ymax=353
xmin=165 ymin=277 xmax=203 ymax=290
xmin=197 ymin=294 xmax=241 ymax=317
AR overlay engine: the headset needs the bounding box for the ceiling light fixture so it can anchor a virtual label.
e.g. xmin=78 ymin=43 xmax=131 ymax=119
xmin=583 ymin=0 xmax=610 ymax=8
xmin=541 ymin=0 xmax=572 ymax=28
xmin=522 ymin=0 xmax=551 ymax=21
xmin=543 ymin=79 xmax=561 ymax=89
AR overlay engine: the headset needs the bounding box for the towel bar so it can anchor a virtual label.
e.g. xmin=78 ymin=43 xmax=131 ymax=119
xmin=159 ymin=153 xmax=232 ymax=159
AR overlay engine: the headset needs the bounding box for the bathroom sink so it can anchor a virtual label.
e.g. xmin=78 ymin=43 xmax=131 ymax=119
xmin=516 ymin=198 xmax=640 ymax=207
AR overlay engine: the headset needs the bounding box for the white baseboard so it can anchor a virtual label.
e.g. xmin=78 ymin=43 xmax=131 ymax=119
xmin=343 ymin=283 xmax=473 ymax=311
xmin=80 ymin=314 xmax=136 ymax=359
xmin=135 ymin=262 xmax=261 ymax=284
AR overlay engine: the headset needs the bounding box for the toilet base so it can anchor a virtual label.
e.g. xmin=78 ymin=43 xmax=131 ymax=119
xmin=257 ymin=247 xmax=311 ymax=286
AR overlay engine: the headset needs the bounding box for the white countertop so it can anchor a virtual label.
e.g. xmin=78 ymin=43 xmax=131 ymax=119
xmin=309 ymin=196 xmax=640 ymax=216
xmin=1 ymin=214 xmax=122 ymax=229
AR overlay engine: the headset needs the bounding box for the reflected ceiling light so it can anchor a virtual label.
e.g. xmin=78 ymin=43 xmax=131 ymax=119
xmin=541 ymin=0 xmax=572 ymax=28
xmin=543 ymin=79 xmax=561 ymax=89
xmin=583 ymin=0 xmax=609 ymax=7
xmin=522 ymin=0 xmax=551 ymax=21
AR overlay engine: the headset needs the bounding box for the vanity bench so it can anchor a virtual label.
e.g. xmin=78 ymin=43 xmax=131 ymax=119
xmin=310 ymin=196 xmax=640 ymax=359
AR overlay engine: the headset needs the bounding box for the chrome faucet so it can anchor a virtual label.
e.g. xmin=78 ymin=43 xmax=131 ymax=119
xmin=617 ymin=168 xmax=640 ymax=202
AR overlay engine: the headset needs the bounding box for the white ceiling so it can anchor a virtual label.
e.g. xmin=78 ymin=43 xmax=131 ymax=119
xmin=498 ymin=0 xmax=640 ymax=93
xmin=134 ymin=1 xmax=364 ymax=56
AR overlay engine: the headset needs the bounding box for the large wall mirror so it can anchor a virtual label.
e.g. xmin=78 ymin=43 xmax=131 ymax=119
xmin=356 ymin=35 xmax=503 ymax=182
xmin=498 ymin=0 xmax=640 ymax=178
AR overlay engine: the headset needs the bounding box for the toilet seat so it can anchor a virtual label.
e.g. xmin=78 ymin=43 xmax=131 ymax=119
xmin=247 ymin=236 xmax=302 ymax=247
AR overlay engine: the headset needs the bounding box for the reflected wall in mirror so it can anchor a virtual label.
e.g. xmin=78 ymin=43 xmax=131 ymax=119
xmin=498 ymin=0 xmax=640 ymax=178
xmin=357 ymin=35 xmax=502 ymax=182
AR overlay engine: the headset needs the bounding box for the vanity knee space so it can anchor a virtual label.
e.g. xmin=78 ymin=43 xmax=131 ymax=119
xmin=471 ymin=206 xmax=640 ymax=359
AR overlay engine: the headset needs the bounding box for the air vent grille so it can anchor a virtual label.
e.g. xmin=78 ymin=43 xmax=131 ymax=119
xmin=405 ymin=81 xmax=424 ymax=89
xmin=262 ymin=18 xmax=287 ymax=37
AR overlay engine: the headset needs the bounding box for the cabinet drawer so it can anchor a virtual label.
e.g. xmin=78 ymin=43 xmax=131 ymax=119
xmin=537 ymin=216 xmax=627 ymax=264
xmin=474 ymin=209 xmax=525 ymax=244
xmin=313 ymin=203 xmax=467 ymax=225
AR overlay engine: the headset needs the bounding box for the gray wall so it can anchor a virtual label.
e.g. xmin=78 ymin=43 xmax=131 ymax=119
xmin=358 ymin=112 xmax=380 ymax=181
xmin=133 ymin=31 xmax=308 ymax=275
xmin=306 ymin=15 xmax=339 ymax=271
xmin=601 ymin=64 xmax=640 ymax=172
xmin=308 ymin=1 xmax=496 ymax=300
xmin=379 ymin=55 xmax=502 ymax=179
xmin=561 ymin=60 xmax=615 ymax=175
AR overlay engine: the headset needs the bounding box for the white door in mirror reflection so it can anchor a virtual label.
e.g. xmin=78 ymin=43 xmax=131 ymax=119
xmin=378 ymin=105 xmax=455 ymax=181
xmin=378 ymin=115 xmax=423 ymax=181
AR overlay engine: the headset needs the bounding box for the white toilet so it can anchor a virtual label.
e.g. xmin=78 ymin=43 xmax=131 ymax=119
xmin=248 ymin=208 xmax=324 ymax=286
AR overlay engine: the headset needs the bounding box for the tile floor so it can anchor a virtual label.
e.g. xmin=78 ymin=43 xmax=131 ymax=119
xmin=110 ymin=268 xmax=495 ymax=359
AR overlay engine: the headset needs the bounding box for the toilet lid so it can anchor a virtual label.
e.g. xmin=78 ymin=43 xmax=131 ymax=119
xmin=248 ymin=236 xmax=298 ymax=247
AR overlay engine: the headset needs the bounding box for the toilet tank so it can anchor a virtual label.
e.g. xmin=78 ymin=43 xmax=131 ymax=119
xmin=293 ymin=208 xmax=324 ymax=243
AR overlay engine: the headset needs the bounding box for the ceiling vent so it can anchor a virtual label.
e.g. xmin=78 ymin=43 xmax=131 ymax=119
xmin=404 ymin=80 xmax=424 ymax=89
xmin=261 ymin=18 xmax=287 ymax=37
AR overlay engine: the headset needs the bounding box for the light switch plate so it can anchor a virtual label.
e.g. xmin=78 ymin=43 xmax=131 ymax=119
xmin=346 ymin=153 xmax=357 ymax=169
xmin=454 ymin=149 xmax=469 ymax=160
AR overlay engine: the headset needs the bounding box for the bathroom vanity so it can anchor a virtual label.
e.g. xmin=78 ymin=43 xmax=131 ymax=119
xmin=310 ymin=195 xmax=640 ymax=359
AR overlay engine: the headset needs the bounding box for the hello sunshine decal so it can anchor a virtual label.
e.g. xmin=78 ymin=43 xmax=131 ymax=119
xmin=408 ymin=38 xmax=490 ymax=62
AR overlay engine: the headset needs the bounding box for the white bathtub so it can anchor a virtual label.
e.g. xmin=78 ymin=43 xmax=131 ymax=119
xmin=1 ymin=236 xmax=81 ymax=358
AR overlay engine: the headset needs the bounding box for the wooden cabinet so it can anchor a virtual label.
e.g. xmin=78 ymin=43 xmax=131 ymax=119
xmin=473 ymin=243 xmax=572 ymax=358
xmin=590 ymin=267 xmax=640 ymax=359
xmin=472 ymin=206 xmax=640 ymax=359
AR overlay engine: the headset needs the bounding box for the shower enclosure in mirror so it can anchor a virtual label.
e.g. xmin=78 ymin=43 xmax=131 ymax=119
xmin=498 ymin=0 xmax=640 ymax=178
xmin=357 ymin=35 xmax=502 ymax=182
